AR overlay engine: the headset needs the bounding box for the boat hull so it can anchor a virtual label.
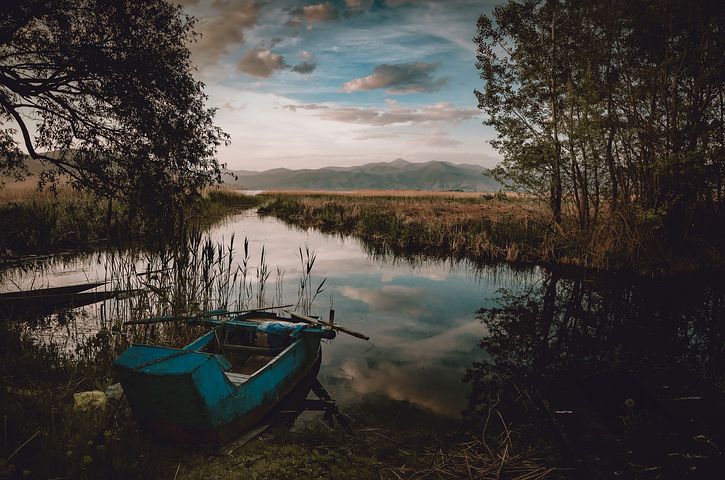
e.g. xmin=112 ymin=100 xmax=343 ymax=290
xmin=115 ymin=330 xmax=322 ymax=444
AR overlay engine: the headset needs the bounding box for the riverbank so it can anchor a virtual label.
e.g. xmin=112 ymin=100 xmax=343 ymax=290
xmin=3 ymin=204 xmax=723 ymax=478
xmin=258 ymin=191 xmax=724 ymax=274
xmin=0 ymin=186 xmax=261 ymax=258
xmin=0 ymin=318 xmax=555 ymax=479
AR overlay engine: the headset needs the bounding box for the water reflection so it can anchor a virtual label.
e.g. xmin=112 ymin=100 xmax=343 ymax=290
xmin=1 ymin=210 xmax=539 ymax=428
xmin=467 ymin=270 xmax=724 ymax=398
xmin=465 ymin=269 xmax=725 ymax=475
xmin=3 ymin=209 xmax=723 ymax=444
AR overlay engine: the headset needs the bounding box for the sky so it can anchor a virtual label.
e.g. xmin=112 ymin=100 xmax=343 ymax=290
xmin=177 ymin=0 xmax=500 ymax=171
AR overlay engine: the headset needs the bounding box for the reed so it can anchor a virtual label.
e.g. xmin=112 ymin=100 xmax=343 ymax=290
xmin=258 ymin=191 xmax=714 ymax=272
xmin=0 ymin=183 xmax=261 ymax=256
xmin=0 ymin=228 xmax=332 ymax=478
xmin=259 ymin=192 xmax=548 ymax=266
xmin=295 ymin=244 xmax=326 ymax=315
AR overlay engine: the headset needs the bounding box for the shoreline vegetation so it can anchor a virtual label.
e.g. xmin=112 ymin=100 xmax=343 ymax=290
xmin=0 ymin=185 xmax=262 ymax=259
xmin=0 ymin=211 xmax=556 ymax=479
xmin=258 ymin=190 xmax=725 ymax=274
xmin=4 ymin=184 xmax=722 ymax=275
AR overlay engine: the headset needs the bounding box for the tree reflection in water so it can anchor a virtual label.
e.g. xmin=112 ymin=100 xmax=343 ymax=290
xmin=465 ymin=270 xmax=725 ymax=475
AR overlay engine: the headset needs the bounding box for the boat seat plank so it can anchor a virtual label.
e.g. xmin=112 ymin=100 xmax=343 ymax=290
xmin=222 ymin=344 xmax=284 ymax=354
xmin=225 ymin=372 xmax=251 ymax=386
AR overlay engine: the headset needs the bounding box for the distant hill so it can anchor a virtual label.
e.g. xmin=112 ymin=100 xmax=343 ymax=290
xmin=225 ymin=159 xmax=501 ymax=192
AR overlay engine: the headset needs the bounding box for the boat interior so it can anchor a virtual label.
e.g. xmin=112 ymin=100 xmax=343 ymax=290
xmin=193 ymin=313 xmax=297 ymax=386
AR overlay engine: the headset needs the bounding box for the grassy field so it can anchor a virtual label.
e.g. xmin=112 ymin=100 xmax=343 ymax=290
xmin=257 ymin=190 xmax=716 ymax=272
xmin=261 ymin=189 xmax=518 ymax=199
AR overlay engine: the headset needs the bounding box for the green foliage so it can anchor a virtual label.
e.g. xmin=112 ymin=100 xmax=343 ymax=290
xmin=0 ymin=0 xmax=228 ymax=213
xmin=476 ymin=0 xmax=725 ymax=241
xmin=0 ymin=188 xmax=258 ymax=255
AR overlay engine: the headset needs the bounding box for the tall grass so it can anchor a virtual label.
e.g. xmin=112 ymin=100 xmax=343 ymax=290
xmin=295 ymin=245 xmax=326 ymax=315
xmin=259 ymin=193 xmax=547 ymax=266
xmin=0 ymin=184 xmax=261 ymax=256
xmin=258 ymin=191 xmax=706 ymax=272
xmin=100 ymin=230 xmax=327 ymax=346
xmin=0 ymin=227 xmax=331 ymax=478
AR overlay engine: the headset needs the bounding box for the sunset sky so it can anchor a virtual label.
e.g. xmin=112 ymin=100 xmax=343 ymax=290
xmin=178 ymin=0 xmax=500 ymax=171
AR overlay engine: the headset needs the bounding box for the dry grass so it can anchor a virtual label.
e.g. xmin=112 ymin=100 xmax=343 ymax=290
xmin=262 ymin=189 xmax=528 ymax=199
xmin=397 ymin=439 xmax=555 ymax=480
xmin=0 ymin=182 xmax=260 ymax=256
xmin=0 ymin=178 xmax=71 ymax=203
xmin=257 ymin=191 xmax=698 ymax=272
xmin=258 ymin=192 xmax=549 ymax=265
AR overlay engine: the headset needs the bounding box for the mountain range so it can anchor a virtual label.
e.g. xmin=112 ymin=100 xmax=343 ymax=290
xmin=225 ymin=159 xmax=501 ymax=191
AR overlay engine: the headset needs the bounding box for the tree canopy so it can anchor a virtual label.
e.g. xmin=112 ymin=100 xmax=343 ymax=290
xmin=0 ymin=0 xmax=228 ymax=210
xmin=476 ymin=0 xmax=725 ymax=239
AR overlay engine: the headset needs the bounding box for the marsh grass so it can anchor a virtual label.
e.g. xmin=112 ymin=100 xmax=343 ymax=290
xmin=296 ymin=245 xmax=326 ymax=315
xmin=259 ymin=192 xmax=548 ymax=266
xmin=0 ymin=183 xmax=261 ymax=256
xmin=105 ymin=231 xmax=306 ymax=347
xmin=258 ymin=191 xmax=709 ymax=272
xmin=0 ymin=226 xmax=332 ymax=478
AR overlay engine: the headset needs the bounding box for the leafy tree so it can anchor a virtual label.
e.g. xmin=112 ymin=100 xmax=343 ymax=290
xmin=475 ymin=0 xmax=568 ymax=224
xmin=476 ymin=0 xmax=725 ymax=242
xmin=0 ymin=0 xmax=228 ymax=214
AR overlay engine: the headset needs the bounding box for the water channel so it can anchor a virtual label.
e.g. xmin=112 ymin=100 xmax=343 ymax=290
xmin=2 ymin=209 xmax=723 ymax=475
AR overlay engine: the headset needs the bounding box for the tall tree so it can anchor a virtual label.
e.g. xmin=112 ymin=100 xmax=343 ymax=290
xmin=476 ymin=0 xmax=725 ymax=243
xmin=0 ymin=0 xmax=228 ymax=213
xmin=475 ymin=0 xmax=569 ymax=224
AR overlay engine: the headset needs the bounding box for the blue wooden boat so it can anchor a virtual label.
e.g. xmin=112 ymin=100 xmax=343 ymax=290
xmin=114 ymin=311 xmax=336 ymax=443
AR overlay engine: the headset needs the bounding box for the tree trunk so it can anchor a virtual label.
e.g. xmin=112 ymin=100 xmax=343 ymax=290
xmin=550 ymin=12 xmax=563 ymax=225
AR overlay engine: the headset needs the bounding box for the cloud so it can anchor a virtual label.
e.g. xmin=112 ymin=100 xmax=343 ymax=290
xmin=421 ymin=134 xmax=461 ymax=147
xmin=287 ymin=2 xmax=337 ymax=26
xmin=291 ymin=61 xmax=317 ymax=74
xmin=342 ymin=62 xmax=447 ymax=94
xmin=237 ymin=48 xmax=285 ymax=77
xmin=189 ymin=1 xmax=260 ymax=68
xmin=345 ymin=0 xmax=373 ymax=8
xmin=385 ymin=0 xmax=427 ymax=5
xmin=285 ymin=101 xmax=478 ymax=126
xmin=290 ymin=50 xmax=317 ymax=74
xmin=219 ymin=100 xmax=247 ymax=112
xmin=354 ymin=127 xmax=462 ymax=148
xmin=339 ymin=285 xmax=426 ymax=315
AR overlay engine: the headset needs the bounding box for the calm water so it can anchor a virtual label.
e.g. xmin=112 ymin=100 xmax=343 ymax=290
xmin=2 ymin=210 xmax=723 ymax=433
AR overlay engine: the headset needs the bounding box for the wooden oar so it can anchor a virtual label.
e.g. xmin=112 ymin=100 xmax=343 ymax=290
xmin=284 ymin=310 xmax=369 ymax=341
xmin=123 ymin=304 xmax=294 ymax=326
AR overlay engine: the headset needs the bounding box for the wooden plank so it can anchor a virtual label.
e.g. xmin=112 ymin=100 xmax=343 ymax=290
xmin=0 ymin=281 xmax=106 ymax=299
xmin=224 ymin=372 xmax=250 ymax=385
xmin=284 ymin=310 xmax=369 ymax=341
xmin=222 ymin=344 xmax=284 ymax=354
